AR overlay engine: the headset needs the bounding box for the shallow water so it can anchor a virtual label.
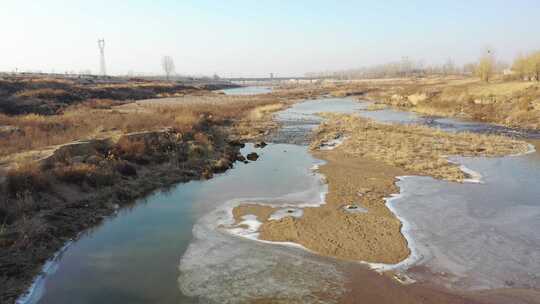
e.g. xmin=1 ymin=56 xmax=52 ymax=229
xmin=27 ymin=144 xmax=344 ymax=304
xmin=270 ymin=98 xmax=364 ymax=144
xmin=220 ymin=86 xmax=272 ymax=95
xmin=391 ymin=152 xmax=540 ymax=290
xmin=22 ymin=97 xmax=540 ymax=303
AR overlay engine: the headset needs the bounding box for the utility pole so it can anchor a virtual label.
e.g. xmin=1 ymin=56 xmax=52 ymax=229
xmin=98 ymin=39 xmax=107 ymax=76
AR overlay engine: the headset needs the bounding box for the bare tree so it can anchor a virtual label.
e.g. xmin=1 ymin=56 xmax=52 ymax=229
xmin=442 ymin=58 xmax=456 ymax=75
xmin=162 ymin=56 xmax=175 ymax=81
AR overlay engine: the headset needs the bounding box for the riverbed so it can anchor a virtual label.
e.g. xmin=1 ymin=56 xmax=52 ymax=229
xmin=221 ymin=86 xmax=272 ymax=95
xmin=20 ymin=97 xmax=540 ymax=303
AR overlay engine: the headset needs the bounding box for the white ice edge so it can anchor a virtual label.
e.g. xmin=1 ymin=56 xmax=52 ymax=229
xmin=362 ymin=143 xmax=539 ymax=270
xmin=510 ymin=143 xmax=536 ymax=156
xmin=459 ymin=165 xmax=483 ymax=184
xmin=221 ymin=162 xmax=329 ymax=249
xmin=223 ymin=154 xmax=423 ymax=273
xmin=223 ymin=135 xmax=427 ymax=272
xmin=361 ymin=176 xmax=422 ymax=271
xmin=319 ymin=136 xmax=348 ymax=151
xmin=16 ymin=241 xmax=73 ymax=304
xmin=449 ymin=143 xmax=536 ymax=184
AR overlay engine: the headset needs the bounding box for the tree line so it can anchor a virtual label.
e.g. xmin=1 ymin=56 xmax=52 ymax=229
xmin=306 ymin=49 xmax=540 ymax=83
xmin=511 ymin=51 xmax=540 ymax=81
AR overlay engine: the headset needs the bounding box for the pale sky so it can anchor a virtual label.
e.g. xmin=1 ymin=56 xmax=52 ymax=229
xmin=1 ymin=0 xmax=540 ymax=77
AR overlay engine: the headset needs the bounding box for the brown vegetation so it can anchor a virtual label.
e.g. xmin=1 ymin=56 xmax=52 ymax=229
xmin=358 ymin=77 xmax=540 ymax=130
xmin=0 ymin=84 xmax=294 ymax=303
xmin=512 ymin=50 xmax=540 ymax=81
xmin=311 ymin=114 xmax=529 ymax=181
xmin=0 ymin=93 xmax=287 ymax=158
xmin=0 ymin=76 xmax=234 ymax=115
xmin=4 ymin=163 xmax=50 ymax=198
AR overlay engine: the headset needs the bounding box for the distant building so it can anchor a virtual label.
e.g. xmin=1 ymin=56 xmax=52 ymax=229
xmin=503 ymin=68 xmax=515 ymax=76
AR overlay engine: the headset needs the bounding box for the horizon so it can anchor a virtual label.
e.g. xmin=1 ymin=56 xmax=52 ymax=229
xmin=2 ymin=0 xmax=540 ymax=77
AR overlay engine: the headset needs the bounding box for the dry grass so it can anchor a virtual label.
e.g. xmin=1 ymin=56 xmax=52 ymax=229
xmin=14 ymin=88 xmax=69 ymax=99
xmin=4 ymin=163 xmax=50 ymax=197
xmin=0 ymin=94 xmax=282 ymax=158
xmin=312 ymin=114 xmax=530 ymax=181
xmin=53 ymin=163 xmax=116 ymax=187
xmin=365 ymin=103 xmax=388 ymax=111
xmin=468 ymin=81 xmax=536 ymax=96
xmin=360 ymin=77 xmax=540 ymax=130
xmin=247 ymin=103 xmax=285 ymax=120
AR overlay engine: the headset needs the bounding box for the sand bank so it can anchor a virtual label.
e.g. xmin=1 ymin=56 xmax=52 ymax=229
xmin=233 ymin=151 xmax=410 ymax=264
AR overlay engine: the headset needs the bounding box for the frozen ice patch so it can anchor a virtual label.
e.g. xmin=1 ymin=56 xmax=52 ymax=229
xmin=16 ymin=241 xmax=73 ymax=304
xmin=319 ymin=136 xmax=348 ymax=150
xmin=228 ymin=214 xmax=263 ymax=240
xmin=178 ymin=199 xmax=345 ymax=303
xmin=459 ymin=165 xmax=483 ymax=184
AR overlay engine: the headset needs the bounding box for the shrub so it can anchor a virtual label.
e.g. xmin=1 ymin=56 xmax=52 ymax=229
xmin=83 ymin=99 xmax=117 ymax=109
xmin=86 ymin=168 xmax=116 ymax=187
xmin=5 ymin=163 xmax=50 ymax=197
xmin=15 ymin=88 xmax=63 ymax=98
xmin=115 ymin=161 xmax=137 ymax=177
xmin=53 ymin=163 xmax=98 ymax=184
xmin=517 ymin=98 xmax=532 ymax=112
xmin=115 ymin=138 xmax=148 ymax=162
xmin=53 ymin=163 xmax=116 ymax=187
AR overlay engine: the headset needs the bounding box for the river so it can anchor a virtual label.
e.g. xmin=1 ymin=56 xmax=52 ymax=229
xmin=19 ymin=95 xmax=540 ymax=303
xmin=221 ymin=86 xmax=272 ymax=95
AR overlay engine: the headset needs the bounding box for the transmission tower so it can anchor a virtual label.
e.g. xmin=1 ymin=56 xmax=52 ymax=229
xmin=98 ymin=39 xmax=106 ymax=76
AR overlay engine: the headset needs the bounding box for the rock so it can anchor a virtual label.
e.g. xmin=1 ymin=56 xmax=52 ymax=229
xmin=254 ymin=141 xmax=267 ymax=148
xmin=343 ymin=204 xmax=368 ymax=213
xmin=235 ymin=154 xmax=246 ymax=162
xmin=246 ymin=152 xmax=259 ymax=161
xmin=202 ymin=168 xmax=214 ymax=179
xmin=228 ymin=140 xmax=245 ymax=148
xmin=212 ymin=158 xmax=232 ymax=173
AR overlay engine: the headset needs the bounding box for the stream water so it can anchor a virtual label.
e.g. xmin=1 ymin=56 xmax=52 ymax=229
xmin=20 ymin=97 xmax=540 ymax=303
xmin=221 ymin=86 xmax=272 ymax=95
